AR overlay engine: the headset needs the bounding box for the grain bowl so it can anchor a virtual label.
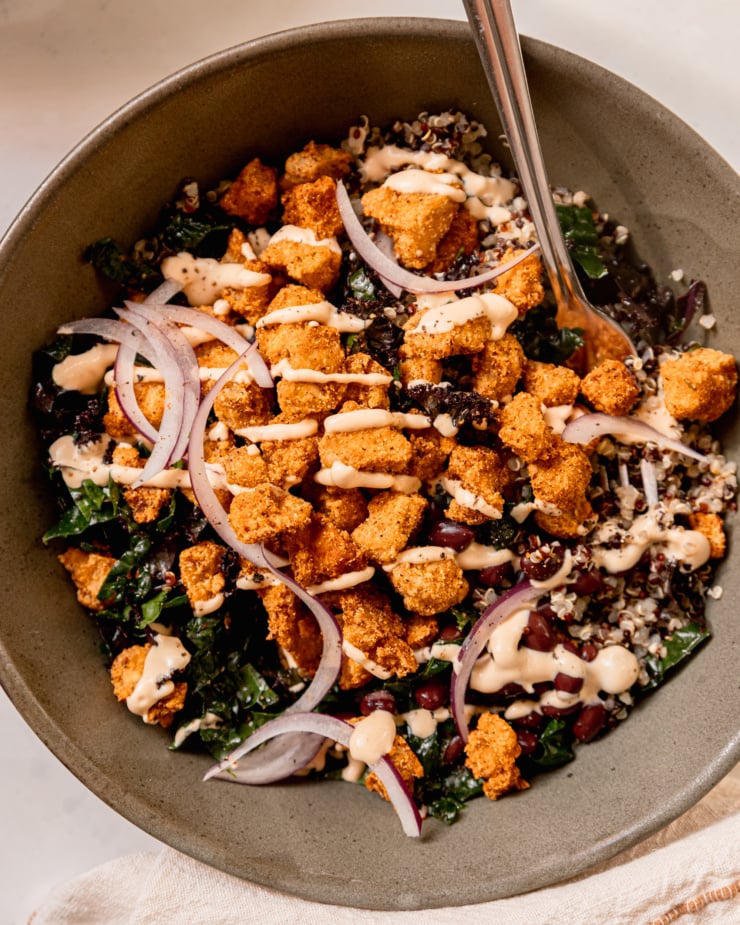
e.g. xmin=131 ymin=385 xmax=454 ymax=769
xmin=0 ymin=18 xmax=738 ymax=911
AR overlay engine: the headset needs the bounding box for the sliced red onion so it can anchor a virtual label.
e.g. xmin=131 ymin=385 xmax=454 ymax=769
xmin=373 ymin=229 xmax=404 ymax=298
xmin=337 ymin=180 xmax=541 ymax=295
xmin=57 ymin=317 xmax=157 ymax=363
xmin=562 ymin=412 xmax=708 ymax=463
xmin=113 ymin=339 xmax=159 ymax=444
xmin=450 ymin=581 xmax=541 ymax=743
xmin=187 ymin=349 xmax=343 ymax=716
xmin=143 ymin=278 xmax=184 ymax=304
xmin=204 ymin=712 xmax=422 ymax=837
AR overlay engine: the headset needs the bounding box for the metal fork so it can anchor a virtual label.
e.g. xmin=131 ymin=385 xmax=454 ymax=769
xmin=463 ymin=0 xmax=635 ymax=371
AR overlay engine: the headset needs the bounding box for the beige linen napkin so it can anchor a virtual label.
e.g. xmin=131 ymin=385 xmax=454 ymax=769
xmin=29 ymin=765 xmax=739 ymax=925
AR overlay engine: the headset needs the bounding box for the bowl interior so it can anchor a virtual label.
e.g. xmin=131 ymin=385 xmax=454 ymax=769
xmin=0 ymin=18 xmax=738 ymax=910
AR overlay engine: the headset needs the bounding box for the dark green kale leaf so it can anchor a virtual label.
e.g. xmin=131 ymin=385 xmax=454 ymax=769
xmin=509 ymin=303 xmax=584 ymax=365
xmin=43 ymin=476 xmax=122 ymax=542
xmin=84 ymin=238 xmax=164 ymax=291
xmin=641 ymin=622 xmax=710 ymax=692
xmin=556 ymin=204 xmax=608 ymax=280
xmin=404 ymin=381 xmax=498 ymax=427
xmin=424 ymin=765 xmax=484 ymax=825
xmin=528 ymin=717 xmax=575 ymax=770
xmin=382 ymin=658 xmax=451 ymax=713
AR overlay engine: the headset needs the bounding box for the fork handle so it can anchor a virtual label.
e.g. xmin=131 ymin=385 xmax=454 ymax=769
xmin=462 ymin=0 xmax=587 ymax=310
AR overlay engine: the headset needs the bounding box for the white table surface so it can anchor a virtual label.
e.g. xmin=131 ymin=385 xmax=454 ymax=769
xmin=1 ymin=1 xmax=738 ymax=922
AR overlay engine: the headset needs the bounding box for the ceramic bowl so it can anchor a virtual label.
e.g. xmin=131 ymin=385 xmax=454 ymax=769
xmin=0 ymin=18 xmax=738 ymax=911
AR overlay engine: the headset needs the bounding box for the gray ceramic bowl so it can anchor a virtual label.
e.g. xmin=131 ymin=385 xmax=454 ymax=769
xmin=0 ymin=18 xmax=738 ymax=911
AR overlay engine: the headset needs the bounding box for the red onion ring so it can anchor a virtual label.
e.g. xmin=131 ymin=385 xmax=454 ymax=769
xmin=450 ymin=581 xmax=541 ymax=743
xmin=562 ymin=412 xmax=708 ymax=463
xmin=204 ymin=712 xmax=422 ymax=837
xmin=57 ymin=318 xmax=157 ymax=362
xmin=113 ymin=339 xmax=160 ymax=444
xmin=187 ymin=347 xmax=343 ymax=715
xmin=336 ymin=180 xmax=541 ymax=295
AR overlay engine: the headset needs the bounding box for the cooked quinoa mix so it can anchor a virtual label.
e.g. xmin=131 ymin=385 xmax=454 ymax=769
xmin=32 ymin=111 xmax=737 ymax=830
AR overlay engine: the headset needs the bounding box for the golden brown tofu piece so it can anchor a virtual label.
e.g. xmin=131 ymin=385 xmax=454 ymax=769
xmin=221 ymin=259 xmax=276 ymax=325
xmin=281 ymin=140 xmax=352 ymax=188
xmin=264 ymin=282 xmax=327 ymax=315
xmin=406 ymin=429 xmax=455 ymax=483
xmin=195 ymin=340 xmax=240 ymax=370
xmin=258 ymin=583 xmax=322 ymax=673
xmin=351 ymin=491 xmax=428 ymax=564
xmin=404 ymin=613 xmax=440 ymax=650
xmin=472 ymin=333 xmax=526 ymax=402
xmin=275 ymin=380 xmax=346 ymax=418
xmin=365 ymin=734 xmax=423 ymax=801
xmin=388 ymin=557 xmax=468 ymax=617
xmin=104 ymin=381 xmax=165 ymax=439
xmin=497 ymin=391 xmax=555 ymax=463
xmin=112 ymin=445 xmax=173 ymax=524
xmin=318 ymin=421 xmax=413 ymax=474
xmin=399 ymin=357 xmax=443 ymax=388
xmin=260 ymin=431 xmax=320 ymax=488
xmin=401 ymin=306 xmax=491 ymax=360
xmin=220 ymin=445 xmax=270 ymax=488
xmin=110 ymin=643 xmax=187 ymax=729
xmin=179 ymin=541 xmax=226 ymax=612
xmin=342 ymin=352 xmax=392 ymax=409
xmin=337 ymin=589 xmax=419 ymax=685
xmin=423 ymin=207 xmax=480 ymax=274
xmin=444 ymin=445 xmax=510 ymax=523
xmin=493 ymin=249 xmax=544 ymax=312
xmin=213 ymin=379 xmax=273 ymax=432
xmin=688 ymin=512 xmax=726 ymax=558
xmin=534 ymin=496 xmax=595 ymax=540
xmin=58 ymin=547 xmax=116 ymax=612
xmin=228 ymin=483 xmax=313 ymax=545
xmin=523 ymin=360 xmax=581 ymax=407
xmin=464 ymin=712 xmax=529 ymax=800
xmin=256 ymin=317 xmax=345 ymax=371
xmin=220 ymin=157 xmax=278 ymax=226
xmin=260 ymin=238 xmax=341 ymax=292
xmin=283 ymin=513 xmax=366 ymax=587
xmin=660 ymin=348 xmax=737 ymax=422
xmin=361 ymin=186 xmax=459 ymax=269
xmin=302 ymin=484 xmax=369 ymax=534
xmin=281 ymin=175 xmax=344 ymax=240
xmin=580 ymin=359 xmax=639 ymax=416
xmin=529 ymin=439 xmax=593 ymax=514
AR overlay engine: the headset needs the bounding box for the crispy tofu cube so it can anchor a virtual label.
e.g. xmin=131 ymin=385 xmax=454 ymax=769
xmin=529 ymin=439 xmax=593 ymax=513
xmin=220 ymin=157 xmax=278 ymax=226
xmin=351 ymin=491 xmax=428 ymax=564
xmin=660 ymin=348 xmax=737 ymax=422
xmin=258 ymin=583 xmax=322 ymax=673
xmin=342 ymin=352 xmax=392 ymax=409
xmin=228 ymin=483 xmax=313 ymax=545
xmin=406 ymin=429 xmax=455 ymax=483
xmin=464 ymin=712 xmax=529 ymax=800
xmin=260 ymin=238 xmax=341 ymax=292
xmin=361 ymin=186 xmax=459 ymax=269
xmin=688 ymin=512 xmax=726 ymax=558
xmin=104 ymin=381 xmax=165 ymax=439
xmin=179 ymin=541 xmax=226 ymax=612
xmin=276 ymin=380 xmax=346 ymax=417
xmin=400 ymin=357 xmax=443 ymax=388
xmin=365 ymin=734 xmax=423 ymax=800
xmin=318 ymin=418 xmax=412 ymax=474
xmin=195 ymin=340 xmax=241 ymax=370
xmin=302 ymin=484 xmax=369 ymax=533
xmin=580 ymin=359 xmax=639 ymax=416
xmin=257 ymin=318 xmax=345 ymax=371
xmin=58 ymin=547 xmax=116 ymax=612
xmin=493 ymin=249 xmax=544 ymax=312
xmin=112 ymin=445 xmax=173 ymax=524
xmin=282 ymin=140 xmax=352 ymax=188
xmin=497 ymin=391 xmax=554 ymax=462
xmin=388 ymin=557 xmax=468 ymax=617
xmin=444 ymin=444 xmax=509 ymax=522
xmin=110 ymin=643 xmax=187 ymax=729
xmin=401 ymin=306 xmax=491 ymax=360
xmin=534 ymin=496 xmax=595 ymax=540
xmin=260 ymin=430 xmax=319 ymax=488
xmin=213 ymin=379 xmax=273 ymax=431
xmin=337 ymin=589 xmax=418 ymax=684
xmin=283 ymin=513 xmax=366 ymax=586
xmin=523 ymin=360 xmax=581 ymax=407
xmin=404 ymin=612 xmax=440 ymax=650
xmin=423 ymin=207 xmax=480 ymax=274
xmin=472 ymin=333 xmax=526 ymax=402
xmin=221 ymin=445 xmax=270 ymax=488
xmin=281 ymin=175 xmax=344 ymax=239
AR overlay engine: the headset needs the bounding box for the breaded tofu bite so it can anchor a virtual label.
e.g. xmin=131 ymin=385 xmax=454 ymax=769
xmin=219 ymin=157 xmax=278 ymax=226
xmin=365 ymin=734 xmax=423 ymax=801
xmin=361 ymin=186 xmax=459 ymax=269
xmin=443 ymin=444 xmax=509 ymax=525
xmin=528 ymin=439 xmax=594 ymax=517
xmin=497 ymin=391 xmax=554 ymax=463
xmin=258 ymin=583 xmax=323 ymax=673
xmin=401 ymin=306 xmax=491 ymax=360
xmin=228 ymin=483 xmax=313 ymax=545
xmin=281 ymin=175 xmax=345 ymax=240
xmin=660 ymin=347 xmax=737 ymax=422
xmin=423 ymin=207 xmax=480 ymax=274
xmin=283 ymin=512 xmax=367 ymax=587
xmin=472 ymin=333 xmax=526 ymax=402
xmin=388 ymin=556 xmax=468 ymax=617
xmin=493 ymin=249 xmax=545 ymax=312
xmin=260 ymin=236 xmax=341 ymax=292
xmin=110 ymin=644 xmax=188 ymax=729
xmin=580 ymin=359 xmax=639 ymax=416
xmin=281 ymin=140 xmax=352 ymax=188
xmin=302 ymin=483 xmax=369 ymax=533
xmin=464 ymin=712 xmax=529 ymax=800
xmin=112 ymin=445 xmax=172 ymax=524
xmin=523 ymin=360 xmax=581 ymax=408
xmin=103 ymin=381 xmax=165 ymax=439
xmin=220 ymin=445 xmax=270 ymax=489
xmin=342 ymin=352 xmax=392 ymax=409
xmin=213 ymin=379 xmax=273 ymax=432
xmin=318 ymin=404 xmax=413 ymax=474
xmin=351 ymin=491 xmax=428 ymax=564
xmin=58 ymin=547 xmax=116 ymax=612
xmin=688 ymin=511 xmax=726 ymax=559
xmin=179 ymin=541 xmax=226 ymax=614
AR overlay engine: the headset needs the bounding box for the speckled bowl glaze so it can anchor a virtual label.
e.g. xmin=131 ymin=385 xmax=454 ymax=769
xmin=0 ymin=18 xmax=738 ymax=911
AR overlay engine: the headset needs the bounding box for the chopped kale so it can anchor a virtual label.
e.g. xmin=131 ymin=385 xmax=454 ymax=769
xmin=404 ymin=381 xmax=498 ymax=427
xmin=528 ymin=718 xmax=575 ymax=770
xmin=642 ymin=622 xmax=710 ymax=692
xmin=42 ymin=476 xmax=122 ymax=542
xmin=556 ymin=204 xmax=608 ymax=280
xmin=509 ymin=303 xmax=584 ymax=365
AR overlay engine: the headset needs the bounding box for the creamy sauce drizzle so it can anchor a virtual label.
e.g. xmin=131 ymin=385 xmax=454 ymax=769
xmin=53 ymin=344 xmax=119 ymax=394
xmin=591 ymin=511 xmax=711 ymax=573
xmin=161 ymin=252 xmax=271 ymax=306
xmin=306 ymin=566 xmax=376 ymax=596
xmin=382 ymin=543 xmax=514 ymax=573
xmin=268 ymin=224 xmax=342 ymax=254
xmin=348 ymin=708 xmax=397 ymax=764
xmin=126 ymin=634 xmax=191 ymax=721
xmin=270 ymin=359 xmax=393 ymax=386
xmin=256 ymin=300 xmax=367 ymax=333
xmin=314 ymin=461 xmax=420 ymax=494
xmin=439 ymin=476 xmax=502 ymax=519
xmin=234 ymin=419 xmax=318 ymax=442
xmin=408 ymin=292 xmax=517 ymax=339
xmin=323 ymin=408 xmax=430 ymax=434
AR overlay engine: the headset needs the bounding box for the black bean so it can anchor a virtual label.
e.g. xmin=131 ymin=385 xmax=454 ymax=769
xmin=580 ymin=643 xmax=598 ymax=662
xmin=515 ymin=710 xmax=544 ymax=730
xmin=477 ymin=562 xmax=513 ymax=587
xmin=573 ymin=703 xmax=608 ymax=742
xmin=443 ymin=735 xmax=465 ymax=764
xmin=414 ymin=680 xmax=448 ymax=711
xmin=521 ymin=611 xmax=555 ymax=651
xmin=516 ymin=729 xmax=539 ymax=755
xmin=554 ymin=672 xmax=584 ymax=694
xmin=571 ymin=568 xmax=604 ymax=595
xmin=428 ymin=519 xmax=475 ymax=552
xmin=359 ymin=689 xmax=397 ymax=716
xmin=541 ymin=700 xmax=581 ymax=718
xmin=520 ymin=542 xmax=565 ymax=581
